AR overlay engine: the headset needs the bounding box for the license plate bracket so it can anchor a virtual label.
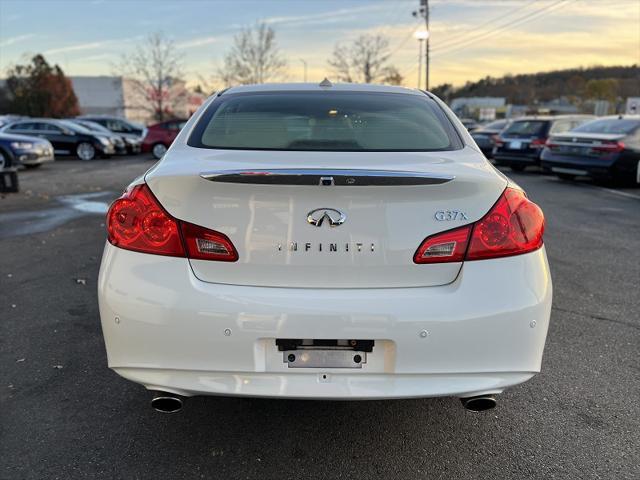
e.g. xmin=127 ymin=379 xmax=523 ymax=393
xmin=276 ymin=338 xmax=374 ymax=352
xmin=283 ymin=348 xmax=367 ymax=368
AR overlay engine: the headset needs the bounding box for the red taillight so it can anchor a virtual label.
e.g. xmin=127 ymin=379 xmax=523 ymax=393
xmin=530 ymin=137 xmax=547 ymax=148
xmin=414 ymin=188 xmax=544 ymax=264
xmin=492 ymin=135 xmax=504 ymax=146
xmin=591 ymin=140 xmax=625 ymax=153
xmin=107 ymin=184 xmax=185 ymax=257
xmin=181 ymin=222 xmax=238 ymax=262
xmin=107 ymin=184 xmax=238 ymax=261
xmin=466 ymin=188 xmax=544 ymax=260
xmin=413 ymin=225 xmax=472 ymax=264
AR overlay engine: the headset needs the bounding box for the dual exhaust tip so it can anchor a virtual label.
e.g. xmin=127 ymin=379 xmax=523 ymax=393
xmin=151 ymin=391 xmax=496 ymax=413
xmin=460 ymin=395 xmax=497 ymax=412
xmin=151 ymin=392 xmax=184 ymax=414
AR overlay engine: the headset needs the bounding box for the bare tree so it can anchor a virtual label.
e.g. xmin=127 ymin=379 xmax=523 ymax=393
xmin=217 ymin=23 xmax=287 ymax=85
xmin=381 ymin=66 xmax=404 ymax=86
xmin=328 ymin=34 xmax=402 ymax=85
xmin=117 ymin=32 xmax=187 ymax=122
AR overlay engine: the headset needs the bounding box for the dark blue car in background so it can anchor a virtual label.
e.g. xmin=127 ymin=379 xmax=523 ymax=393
xmin=541 ymin=115 xmax=640 ymax=185
xmin=0 ymin=131 xmax=54 ymax=170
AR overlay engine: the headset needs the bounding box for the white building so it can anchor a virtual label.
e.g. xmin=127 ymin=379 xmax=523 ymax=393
xmin=70 ymin=76 xmax=205 ymax=124
xmin=450 ymin=97 xmax=506 ymax=119
xmin=70 ymin=76 xmax=126 ymax=117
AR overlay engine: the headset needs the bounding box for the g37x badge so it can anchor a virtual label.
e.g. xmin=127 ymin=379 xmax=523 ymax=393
xmin=434 ymin=210 xmax=469 ymax=221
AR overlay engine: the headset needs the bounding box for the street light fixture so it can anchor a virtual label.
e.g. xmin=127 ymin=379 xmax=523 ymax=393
xmin=414 ymin=30 xmax=430 ymax=89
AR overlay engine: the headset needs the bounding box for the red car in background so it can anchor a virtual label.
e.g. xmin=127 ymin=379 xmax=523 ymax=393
xmin=142 ymin=119 xmax=187 ymax=159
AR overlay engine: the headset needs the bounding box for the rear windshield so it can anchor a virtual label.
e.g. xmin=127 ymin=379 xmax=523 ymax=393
xmin=59 ymin=120 xmax=92 ymax=134
xmin=573 ymin=118 xmax=640 ymax=134
xmin=188 ymin=92 xmax=462 ymax=151
xmin=483 ymin=119 xmax=508 ymax=130
xmin=502 ymin=120 xmax=547 ymax=137
xmin=76 ymin=121 xmax=110 ymax=133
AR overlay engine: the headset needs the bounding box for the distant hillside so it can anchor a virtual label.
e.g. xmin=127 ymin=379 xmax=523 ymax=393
xmin=432 ymin=65 xmax=640 ymax=105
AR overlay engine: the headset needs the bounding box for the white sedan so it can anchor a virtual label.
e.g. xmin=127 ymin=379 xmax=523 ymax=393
xmin=98 ymin=82 xmax=551 ymax=413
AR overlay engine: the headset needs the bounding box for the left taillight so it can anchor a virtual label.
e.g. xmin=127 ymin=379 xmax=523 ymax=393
xmin=107 ymin=184 xmax=238 ymax=261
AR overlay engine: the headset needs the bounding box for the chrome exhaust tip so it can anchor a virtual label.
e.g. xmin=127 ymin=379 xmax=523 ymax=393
xmin=460 ymin=395 xmax=497 ymax=412
xmin=151 ymin=392 xmax=184 ymax=413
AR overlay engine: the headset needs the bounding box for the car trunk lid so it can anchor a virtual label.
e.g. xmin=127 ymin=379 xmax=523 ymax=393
xmin=146 ymin=146 xmax=507 ymax=288
xmin=547 ymin=132 xmax=626 ymax=157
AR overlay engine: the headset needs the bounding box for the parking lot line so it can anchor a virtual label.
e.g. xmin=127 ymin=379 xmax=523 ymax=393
xmin=587 ymin=185 xmax=640 ymax=201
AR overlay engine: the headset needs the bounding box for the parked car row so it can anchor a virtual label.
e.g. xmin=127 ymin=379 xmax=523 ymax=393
xmin=541 ymin=116 xmax=640 ymax=184
xmin=2 ymin=108 xmax=636 ymax=186
xmin=0 ymin=115 xmax=188 ymax=170
xmin=492 ymin=115 xmax=594 ymax=170
xmin=78 ymin=115 xmax=146 ymax=154
xmin=474 ymin=114 xmax=640 ymax=185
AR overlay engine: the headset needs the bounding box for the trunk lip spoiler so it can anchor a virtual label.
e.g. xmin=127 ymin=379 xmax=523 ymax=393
xmin=199 ymin=169 xmax=455 ymax=186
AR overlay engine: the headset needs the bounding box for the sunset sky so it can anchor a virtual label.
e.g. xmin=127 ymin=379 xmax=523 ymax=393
xmin=0 ymin=0 xmax=638 ymax=89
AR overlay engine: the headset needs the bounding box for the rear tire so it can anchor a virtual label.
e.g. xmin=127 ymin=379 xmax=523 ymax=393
xmin=76 ymin=142 xmax=96 ymax=161
xmin=510 ymin=164 xmax=526 ymax=172
xmin=0 ymin=150 xmax=10 ymax=170
xmin=152 ymin=143 xmax=168 ymax=159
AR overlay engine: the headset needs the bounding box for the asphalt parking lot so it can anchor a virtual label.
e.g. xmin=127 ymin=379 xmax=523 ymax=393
xmin=1 ymin=155 xmax=639 ymax=479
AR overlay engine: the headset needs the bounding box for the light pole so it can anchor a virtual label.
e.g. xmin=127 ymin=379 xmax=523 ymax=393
xmin=414 ymin=30 xmax=429 ymax=89
xmin=413 ymin=0 xmax=430 ymax=90
xmin=300 ymin=58 xmax=308 ymax=82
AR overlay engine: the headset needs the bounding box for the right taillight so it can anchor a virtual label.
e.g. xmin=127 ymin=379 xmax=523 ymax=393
xmin=414 ymin=188 xmax=544 ymax=264
xmin=466 ymin=188 xmax=544 ymax=260
xmin=107 ymin=183 xmax=238 ymax=261
xmin=591 ymin=140 xmax=625 ymax=154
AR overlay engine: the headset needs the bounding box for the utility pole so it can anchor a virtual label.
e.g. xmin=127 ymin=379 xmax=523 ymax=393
xmin=413 ymin=0 xmax=430 ymax=90
xmin=300 ymin=59 xmax=308 ymax=82
xmin=417 ymin=40 xmax=423 ymax=89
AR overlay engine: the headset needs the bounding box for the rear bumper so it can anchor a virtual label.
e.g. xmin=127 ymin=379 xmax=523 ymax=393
xmin=540 ymin=153 xmax=625 ymax=179
xmin=125 ymin=141 xmax=142 ymax=154
xmin=98 ymin=144 xmax=116 ymax=156
xmin=98 ymin=244 xmax=552 ymax=399
xmin=14 ymin=149 xmax=54 ymax=166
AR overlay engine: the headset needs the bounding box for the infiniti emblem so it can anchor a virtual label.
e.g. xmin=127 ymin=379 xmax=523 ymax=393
xmin=307 ymin=208 xmax=346 ymax=227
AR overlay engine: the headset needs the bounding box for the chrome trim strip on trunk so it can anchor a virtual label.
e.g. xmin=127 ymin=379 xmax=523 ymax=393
xmin=200 ymin=169 xmax=455 ymax=186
